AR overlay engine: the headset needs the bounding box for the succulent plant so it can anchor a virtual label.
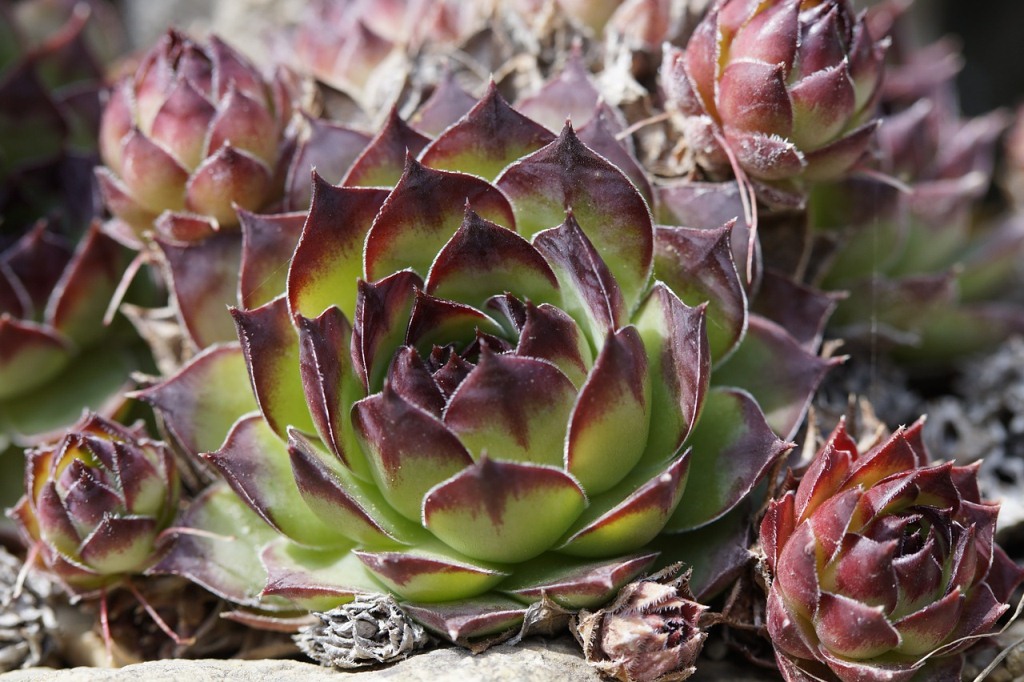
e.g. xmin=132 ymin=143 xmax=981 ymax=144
xmin=0 ymin=218 xmax=150 ymax=473
xmin=0 ymin=0 xmax=120 ymax=242
xmin=574 ymin=565 xmax=707 ymax=682
xmin=8 ymin=413 xmax=180 ymax=596
xmin=804 ymin=14 xmax=1024 ymax=368
xmin=760 ymin=418 xmax=1024 ymax=682
xmin=139 ymin=88 xmax=808 ymax=642
xmin=97 ymin=29 xmax=297 ymax=247
xmin=662 ymin=0 xmax=887 ymax=186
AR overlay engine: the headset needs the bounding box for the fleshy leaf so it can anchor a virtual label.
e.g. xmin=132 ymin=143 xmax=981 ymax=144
xmin=284 ymin=115 xmax=370 ymax=209
xmin=156 ymin=231 xmax=242 ymax=348
xmin=0 ymin=316 xmax=70 ymax=399
xmin=78 ymin=516 xmax=158 ymax=575
xmin=352 ymin=270 xmax=422 ymax=392
xmin=352 ymin=382 xmax=473 ymax=521
xmin=405 ymin=293 xmax=506 ymax=356
xmin=577 ymin=104 xmax=653 ymax=207
xmin=500 ymin=553 xmax=658 ymax=610
xmin=654 ymin=223 xmax=747 ymax=361
xmin=363 ymin=159 xmax=516 ymax=281
xmin=419 ymin=82 xmax=555 ymax=181
xmin=515 ymin=50 xmax=601 ymax=131
xmin=751 ymin=270 xmax=840 ymax=351
xmin=651 ymin=502 xmax=753 ymax=600
xmin=424 ymin=209 xmax=559 ymax=310
xmin=133 ymin=344 xmax=257 ymax=456
xmin=341 ymin=108 xmax=431 ymax=188
xmin=260 ymin=539 xmax=375 ymax=612
xmin=815 ymin=591 xmax=901 ymax=659
xmin=403 ymin=596 xmax=527 ymax=643
xmin=47 ymin=225 xmax=126 ymax=346
xmin=204 ymin=414 xmax=351 ymax=547
xmin=497 ymin=125 xmax=653 ymax=314
xmin=150 ymin=485 xmax=291 ymax=609
xmin=514 ymin=301 xmax=594 ymax=388
xmin=533 ymin=214 xmax=626 ymax=345
xmin=632 ymin=284 xmax=709 ymax=463
xmin=288 ymin=429 xmax=419 ymax=544
xmin=238 ymin=210 xmax=306 ymax=309
xmin=558 ymin=454 xmax=689 ymax=557
xmin=355 ymin=542 xmax=509 ymax=602
xmin=566 ymin=326 xmax=651 ymax=495
xmin=184 ymin=144 xmax=273 ymax=226
xmin=232 ymin=296 xmax=315 ymax=438
xmin=667 ymin=388 xmax=791 ymax=530
xmin=295 ymin=307 xmax=366 ymax=475
xmin=712 ymin=315 xmax=839 ymax=440
xmin=409 ymin=70 xmax=477 ymax=137
xmin=443 ymin=349 xmax=577 ymax=467
xmin=287 ymin=177 xmax=389 ymax=320
xmin=423 ymin=457 xmax=586 ymax=564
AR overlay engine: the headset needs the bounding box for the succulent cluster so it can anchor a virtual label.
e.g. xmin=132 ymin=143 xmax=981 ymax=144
xmin=2 ymin=0 xmax=1023 ymax=679
xmin=97 ymin=29 xmax=297 ymax=246
xmin=10 ymin=413 xmax=179 ymax=596
xmin=663 ymin=0 xmax=886 ymax=186
xmin=140 ymin=86 xmax=800 ymax=644
xmin=762 ymin=420 xmax=1024 ymax=681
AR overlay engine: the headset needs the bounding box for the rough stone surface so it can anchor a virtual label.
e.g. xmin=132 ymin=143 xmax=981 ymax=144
xmin=3 ymin=638 xmax=598 ymax=682
xmin=2 ymin=636 xmax=782 ymax=681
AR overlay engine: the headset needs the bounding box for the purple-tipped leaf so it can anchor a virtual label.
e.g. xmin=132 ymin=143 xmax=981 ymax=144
xmin=632 ymin=284 xmax=709 ymax=464
xmin=352 ymin=270 xmax=422 ymax=392
xmin=363 ymin=160 xmax=516 ymax=281
xmin=533 ymin=214 xmax=626 ymax=344
xmin=566 ymin=326 xmax=651 ymax=494
xmin=500 ymin=552 xmax=658 ymax=609
xmin=653 ymin=224 xmax=747 ymax=361
xmin=712 ymin=315 xmax=839 ymax=440
xmin=156 ymin=231 xmax=242 ymax=348
xmin=341 ymin=108 xmax=431 ymax=188
xmin=423 ymin=457 xmax=587 ymax=564
xmin=419 ymin=82 xmax=555 ymax=181
xmin=238 ymin=210 xmax=306 ymax=309
xmin=295 ymin=307 xmax=366 ymax=474
xmin=515 ymin=51 xmax=601 ymax=131
xmin=78 ymin=515 xmax=158 ymax=575
xmin=424 ymin=209 xmax=559 ymax=310
xmin=354 ymin=543 xmax=509 ymax=602
xmin=287 ymin=178 xmax=389 ymax=320
xmin=403 ymin=596 xmax=527 ymax=643
xmin=204 ymin=414 xmax=349 ymax=547
xmin=514 ymin=302 xmax=594 ymax=388
xmin=150 ymin=485 xmax=295 ymax=609
xmin=443 ymin=350 xmax=577 ymax=467
xmin=352 ymin=383 xmax=473 ymax=521
xmin=497 ymin=125 xmax=653 ymax=313
xmin=232 ymin=296 xmax=315 ymax=438
xmin=667 ymin=388 xmax=791 ymax=531
xmin=558 ymin=453 xmax=689 ymax=557
xmin=288 ymin=429 xmax=419 ymax=544
xmin=260 ymin=538 xmax=379 ymax=612
xmin=133 ymin=344 xmax=258 ymax=456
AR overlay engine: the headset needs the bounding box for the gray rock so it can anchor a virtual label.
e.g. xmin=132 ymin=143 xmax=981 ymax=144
xmin=1 ymin=638 xmax=601 ymax=682
xmin=0 ymin=636 xmax=782 ymax=681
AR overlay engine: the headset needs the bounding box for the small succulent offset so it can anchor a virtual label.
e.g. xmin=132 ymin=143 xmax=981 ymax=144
xmin=97 ymin=29 xmax=296 ymax=246
xmin=144 ymin=88 xmax=792 ymax=642
xmin=8 ymin=413 xmax=180 ymax=596
xmin=662 ymin=0 xmax=886 ymax=185
xmin=760 ymin=419 xmax=1024 ymax=682
xmin=574 ymin=565 xmax=708 ymax=682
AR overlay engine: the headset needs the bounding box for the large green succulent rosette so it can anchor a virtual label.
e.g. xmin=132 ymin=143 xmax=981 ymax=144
xmin=142 ymin=90 xmax=793 ymax=641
